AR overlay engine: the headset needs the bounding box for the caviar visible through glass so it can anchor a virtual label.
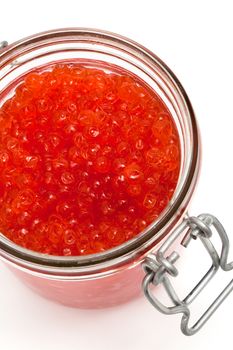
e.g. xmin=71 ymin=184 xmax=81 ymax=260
xmin=0 ymin=61 xmax=180 ymax=256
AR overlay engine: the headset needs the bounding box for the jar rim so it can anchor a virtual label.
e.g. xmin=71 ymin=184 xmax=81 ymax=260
xmin=0 ymin=28 xmax=200 ymax=273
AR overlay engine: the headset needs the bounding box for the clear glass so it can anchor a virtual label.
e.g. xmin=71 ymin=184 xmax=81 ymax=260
xmin=0 ymin=28 xmax=200 ymax=308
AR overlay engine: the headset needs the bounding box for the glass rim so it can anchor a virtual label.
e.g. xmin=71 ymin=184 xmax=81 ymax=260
xmin=0 ymin=28 xmax=200 ymax=270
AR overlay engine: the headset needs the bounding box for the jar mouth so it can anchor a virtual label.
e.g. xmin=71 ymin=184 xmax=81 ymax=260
xmin=0 ymin=28 xmax=200 ymax=271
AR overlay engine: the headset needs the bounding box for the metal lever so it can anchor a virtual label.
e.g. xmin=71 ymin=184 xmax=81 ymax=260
xmin=142 ymin=214 xmax=233 ymax=336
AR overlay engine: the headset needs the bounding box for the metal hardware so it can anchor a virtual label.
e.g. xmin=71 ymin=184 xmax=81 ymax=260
xmin=0 ymin=41 xmax=8 ymax=50
xmin=142 ymin=214 xmax=233 ymax=336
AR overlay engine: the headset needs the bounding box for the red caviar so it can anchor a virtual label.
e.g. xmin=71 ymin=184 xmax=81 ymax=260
xmin=0 ymin=61 xmax=180 ymax=256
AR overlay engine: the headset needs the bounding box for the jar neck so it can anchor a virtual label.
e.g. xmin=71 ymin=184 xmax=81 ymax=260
xmin=0 ymin=28 xmax=200 ymax=275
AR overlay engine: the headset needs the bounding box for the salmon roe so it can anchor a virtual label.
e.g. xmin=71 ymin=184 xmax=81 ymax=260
xmin=0 ymin=61 xmax=180 ymax=256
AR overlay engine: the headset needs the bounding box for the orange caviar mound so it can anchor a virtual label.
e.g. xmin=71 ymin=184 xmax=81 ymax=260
xmin=0 ymin=61 xmax=180 ymax=256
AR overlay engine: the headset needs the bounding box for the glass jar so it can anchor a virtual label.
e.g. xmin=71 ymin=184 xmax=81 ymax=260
xmin=0 ymin=29 xmax=232 ymax=336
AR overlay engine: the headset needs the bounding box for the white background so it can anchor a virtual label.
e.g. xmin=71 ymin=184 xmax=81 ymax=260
xmin=1 ymin=1 xmax=233 ymax=349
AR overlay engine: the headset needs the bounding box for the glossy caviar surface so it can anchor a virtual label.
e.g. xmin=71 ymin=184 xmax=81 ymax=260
xmin=0 ymin=61 xmax=180 ymax=256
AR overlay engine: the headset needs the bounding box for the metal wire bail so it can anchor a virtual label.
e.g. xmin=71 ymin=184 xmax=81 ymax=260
xmin=142 ymin=214 xmax=233 ymax=336
xmin=0 ymin=41 xmax=8 ymax=50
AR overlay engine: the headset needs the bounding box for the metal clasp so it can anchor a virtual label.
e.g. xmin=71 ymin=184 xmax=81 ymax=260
xmin=0 ymin=41 xmax=8 ymax=50
xmin=142 ymin=214 xmax=233 ymax=336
